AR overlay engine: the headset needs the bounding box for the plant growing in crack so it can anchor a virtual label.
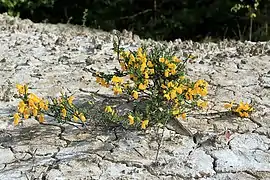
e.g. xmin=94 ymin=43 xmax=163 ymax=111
xmin=12 ymin=34 xmax=255 ymax=162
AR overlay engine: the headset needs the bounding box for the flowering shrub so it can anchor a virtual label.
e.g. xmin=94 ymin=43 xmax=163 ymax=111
xmin=94 ymin=43 xmax=209 ymax=129
xmin=13 ymin=42 xmax=255 ymax=131
xmin=13 ymin=84 xmax=86 ymax=125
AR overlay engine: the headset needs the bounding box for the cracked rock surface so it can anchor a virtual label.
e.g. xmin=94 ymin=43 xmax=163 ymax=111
xmin=0 ymin=13 xmax=270 ymax=179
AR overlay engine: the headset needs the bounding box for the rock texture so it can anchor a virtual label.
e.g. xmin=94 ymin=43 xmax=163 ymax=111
xmin=0 ymin=13 xmax=270 ymax=179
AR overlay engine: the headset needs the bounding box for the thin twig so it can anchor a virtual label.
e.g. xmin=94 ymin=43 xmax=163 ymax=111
xmin=119 ymin=9 xmax=152 ymax=20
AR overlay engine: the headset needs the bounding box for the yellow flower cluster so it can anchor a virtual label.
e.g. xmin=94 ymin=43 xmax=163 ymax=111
xmin=14 ymin=84 xmax=48 ymax=125
xmin=95 ymin=46 xmax=209 ymax=129
xmin=128 ymin=114 xmax=149 ymax=129
xmin=224 ymin=101 xmax=254 ymax=118
xmin=14 ymin=84 xmax=87 ymax=125
xmin=53 ymin=95 xmax=86 ymax=122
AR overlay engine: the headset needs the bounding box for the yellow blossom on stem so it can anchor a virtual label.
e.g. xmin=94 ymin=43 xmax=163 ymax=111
xmin=224 ymin=101 xmax=234 ymax=109
xmin=144 ymin=72 xmax=149 ymax=79
xmin=23 ymin=108 xmax=30 ymax=119
xmin=39 ymin=100 xmax=49 ymax=111
xmin=172 ymin=109 xmax=180 ymax=115
xmin=28 ymin=99 xmax=38 ymax=110
xmin=18 ymin=101 xmax=26 ymax=113
xmin=138 ymin=83 xmax=147 ymax=90
xmin=38 ymin=114 xmax=45 ymax=123
xmin=79 ymin=113 xmax=86 ymax=122
xmin=113 ymin=86 xmax=123 ymax=95
xmin=149 ymin=68 xmax=155 ymax=74
xmin=147 ymin=61 xmax=154 ymax=68
xmin=16 ymin=84 xmax=28 ymax=95
xmin=105 ymin=106 xmax=114 ymax=115
xmin=61 ymin=108 xmax=67 ymax=118
xmin=140 ymin=63 xmax=147 ymax=72
xmin=32 ymin=108 xmax=38 ymax=117
xmin=181 ymin=113 xmax=187 ymax=120
xmin=161 ymin=84 xmax=167 ymax=89
xmin=128 ymin=115 xmax=135 ymax=125
xmin=68 ymin=96 xmax=75 ymax=106
xmin=159 ymin=57 xmax=165 ymax=63
xmin=170 ymin=90 xmax=177 ymax=100
xmin=172 ymin=56 xmax=181 ymax=63
xmin=197 ymin=100 xmax=208 ymax=109
xmin=132 ymin=90 xmax=139 ymax=99
xmin=175 ymin=87 xmax=183 ymax=94
xmin=164 ymin=70 xmax=170 ymax=77
xmin=141 ymin=120 xmax=149 ymax=129
xmin=28 ymin=93 xmax=41 ymax=103
xmin=73 ymin=115 xmax=79 ymax=122
xmin=13 ymin=113 xmax=20 ymax=125
xmin=112 ymin=76 xmax=124 ymax=84
xmin=164 ymin=93 xmax=171 ymax=101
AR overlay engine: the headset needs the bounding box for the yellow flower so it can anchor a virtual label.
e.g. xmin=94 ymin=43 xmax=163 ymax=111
xmin=138 ymin=83 xmax=147 ymax=90
xmin=239 ymin=111 xmax=249 ymax=118
xmin=132 ymin=90 xmax=139 ymax=99
xmin=144 ymin=72 xmax=149 ymax=79
xmin=224 ymin=101 xmax=234 ymax=109
xmin=73 ymin=115 xmax=79 ymax=122
xmin=23 ymin=108 xmax=30 ymax=119
xmin=129 ymin=54 xmax=135 ymax=63
xmin=170 ymin=69 xmax=177 ymax=75
xmin=112 ymin=76 xmax=123 ymax=84
xmin=32 ymin=108 xmax=38 ymax=117
xmin=239 ymin=102 xmax=250 ymax=111
xmin=172 ymin=109 xmax=180 ymax=115
xmin=79 ymin=113 xmax=86 ymax=122
xmin=128 ymin=115 xmax=134 ymax=125
xmin=147 ymin=61 xmax=154 ymax=68
xmin=16 ymin=84 xmax=28 ymax=95
xmin=164 ymin=93 xmax=171 ymax=100
xmin=159 ymin=58 xmax=165 ymax=63
xmin=172 ymin=56 xmax=181 ymax=63
xmin=197 ymin=100 xmax=208 ymax=109
xmin=68 ymin=96 xmax=75 ymax=106
xmin=28 ymin=99 xmax=38 ymax=110
xmin=38 ymin=114 xmax=45 ymax=123
xmin=175 ymin=87 xmax=183 ymax=94
xmin=167 ymin=81 xmax=174 ymax=88
xmin=18 ymin=101 xmax=26 ymax=113
xmin=200 ymin=88 xmax=208 ymax=96
xmin=141 ymin=120 xmax=149 ymax=129
xmin=28 ymin=93 xmax=41 ymax=103
xmin=39 ymin=100 xmax=49 ymax=111
xmin=181 ymin=113 xmax=187 ymax=120
xmin=164 ymin=70 xmax=170 ymax=77
xmin=61 ymin=108 xmax=67 ymax=118
xmin=13 ymin=113 xmax=20 ymax=125
xmin=96 ymin=77 xmax=109 ymax=87
xmin=167 ymin=63 xmax=176 ymax=70
xmin=140 ymin=63 xmax=147 ymax=72
xmin=161 ymin=84 xmax=167 ymax=89
xmin=170 ymin=90 xmax=177 ymax=99
xmin=112 ymin=86 xmax=123 ymax=95
xmin=149 ymin=68 xmax=155 ymax=74
xmin=105 ymin=106 xmax=115 ymax=115
xmin=185 ymin=88 xmax=194 ymax=100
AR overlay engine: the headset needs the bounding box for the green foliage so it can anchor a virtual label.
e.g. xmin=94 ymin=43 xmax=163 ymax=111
xmin=1 ymin=0 xmax=55 ymax=16
xmin=0 ymin=0 xmax=269 ymax=41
